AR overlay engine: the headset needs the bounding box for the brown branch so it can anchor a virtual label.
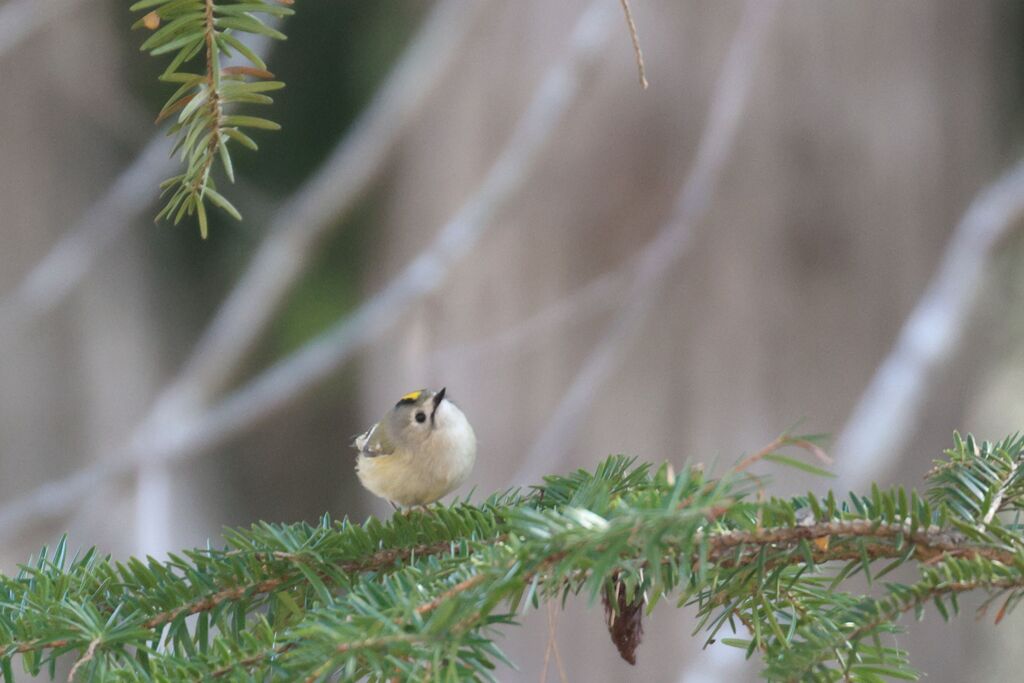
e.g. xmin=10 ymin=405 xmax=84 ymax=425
xmin=705 ymin=519 xmax=1017 ymax=565
xmin=212 ymin=643 xmax=295 ymax=679
xmin=518 ymin=0 xmax=777 ymax=484
xmin=732 ymin=435 xmax=788 ymax=474
xmin=334 ymin=633 xmax=420 ymax=655
xmin=676 ymin=433 xmax=832 ymax=513
xmin=193 ymin=0 xmax=224 ymax=219
xmin=223 ymin=568 xmax=494 ymax=680
xmin=413 ymin=574 xmax=487 ymax=616
xmin=732 ymin=434 xmax=832 ymax=475
xmin=142 ymin=576 xmax=285 ymax=630
xmin=10 ymin=537 xmax=480 ymax=659
xmin=291 ymin=521 xmax=1019 ymax=679
xmin=550 ymin=602 xmax=569 ymax=683
xmin=288 ymin=579 xmax=494 ymax=683
xmin=222 ymin=65 xmax=274 ymax=79
xmin=154 ymin=93 xmax=194 ymax=124
xmin=149 ymin=537 xmax=480 ymax=631
xmin=13 ymin=638 xmax=68 ymax=655
xmin=7 ymin=519 xmax=1018 ymax=668
xmin=791 ymin=575 xmax=1024 ymax=679
xmin=541 ymin=600 xmax=569 ymax=683
xmin=66 ymin=638 xmax=100 ymax=682
xmin=618 ymin=0 xmax=648 ymax=89
xmin=236 ymin=585 xmax=484 ymax=683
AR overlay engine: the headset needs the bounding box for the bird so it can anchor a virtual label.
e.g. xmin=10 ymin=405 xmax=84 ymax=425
xmin=353 ymin=387 xmax=477 ymax=507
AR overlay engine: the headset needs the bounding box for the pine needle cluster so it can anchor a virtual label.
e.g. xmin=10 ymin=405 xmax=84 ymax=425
xmin=2 ymin=433 xmax=1024 ymax=681
xmin=131 ymin=0 xmax=294 ymax=237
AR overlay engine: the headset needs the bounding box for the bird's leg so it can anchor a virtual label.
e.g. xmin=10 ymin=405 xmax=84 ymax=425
xmin=389 ymin=502 xmax=419 ymax=519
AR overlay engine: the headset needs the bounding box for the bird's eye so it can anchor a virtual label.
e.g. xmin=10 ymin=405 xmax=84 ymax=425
xmin=415 ymin=412 xmax=427 ymax=423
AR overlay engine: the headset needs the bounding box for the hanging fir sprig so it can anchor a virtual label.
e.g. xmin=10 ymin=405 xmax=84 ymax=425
xmin=131 ymin=0 xmax=293 ymax=237
xmin=2 ymin=434 xmax=1024 ymax=681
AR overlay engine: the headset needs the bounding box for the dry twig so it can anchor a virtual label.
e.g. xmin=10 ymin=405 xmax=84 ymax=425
xmin=0 ymin=0 xmax=614 ymax=543
xmin=515 ymin=0 xmax=778 ymax=485
xmin=618 ymin=0 xmax=648 ymax=89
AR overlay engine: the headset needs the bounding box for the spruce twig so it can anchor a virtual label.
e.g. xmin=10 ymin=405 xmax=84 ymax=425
xmin=3 ymin=435 xmax=1024 ymax=681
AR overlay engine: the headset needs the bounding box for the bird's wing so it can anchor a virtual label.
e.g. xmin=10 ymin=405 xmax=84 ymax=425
xmin=353 ymin=423 xmax=394 ymax=458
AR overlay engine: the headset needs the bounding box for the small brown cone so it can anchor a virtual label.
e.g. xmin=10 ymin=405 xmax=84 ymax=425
xmin=602 ymin=574 xmax=644 ymax=665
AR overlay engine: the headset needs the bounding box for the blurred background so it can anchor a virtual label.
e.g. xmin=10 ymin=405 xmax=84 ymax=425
xmin=3 ymin=0 xmax=1024 ymax=680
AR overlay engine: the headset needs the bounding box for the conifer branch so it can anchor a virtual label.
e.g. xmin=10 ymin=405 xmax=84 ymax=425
xmin=0 ymin=1 xmax=479 ymax=541
xmin=131 ymin=0 xmax=292 ymax=236
xmin=4 ymin=434 xmax=1024 ymax=681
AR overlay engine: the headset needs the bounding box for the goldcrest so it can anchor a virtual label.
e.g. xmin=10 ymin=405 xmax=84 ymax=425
xmin=353 ymin=387 xmax=477 ymax=507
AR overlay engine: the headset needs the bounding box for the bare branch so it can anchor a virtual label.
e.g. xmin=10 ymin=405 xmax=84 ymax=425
xmin=431 ymin=258 xmax=632 ymax=369
xmin=0 ymin=0 xmax=617 ymax=542
xmin=160 ymin=0 xmax=488 ymax=415
xmin=132 ymin=0 xmax=488 ymax=554
xmin=0 ymin=0 xmax=87 ymax=58
xmin=0 ymin=1 xmax=476 ymax=540
xmin=66 ymin=637 xmax=100 ymax=683
xmin=0 ymin=137 xmax=175 ymax=337
xmin=138 ymin=0 xmax=617 ymax=461
xmin=834 ymin=159 xmax=1024 ymax=490
xmin=514 ymin=0 xmax=779 ymax=485
xmin=618 ymin=0 xmax=648 ymax=89
xmin=0 ymin=34 xmax=276 ymax=341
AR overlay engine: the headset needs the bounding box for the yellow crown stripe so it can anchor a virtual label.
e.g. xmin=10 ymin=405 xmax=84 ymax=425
xmin=400 ymin=390 xmax=423 ymax=402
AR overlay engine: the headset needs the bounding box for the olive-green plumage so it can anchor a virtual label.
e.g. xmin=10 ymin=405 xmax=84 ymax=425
xmin=353 ymin=388 xmax=477 ymax=507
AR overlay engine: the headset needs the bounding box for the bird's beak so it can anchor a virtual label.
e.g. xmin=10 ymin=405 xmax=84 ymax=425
xmin=431 ymin=387 xmax=446 ymax=421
